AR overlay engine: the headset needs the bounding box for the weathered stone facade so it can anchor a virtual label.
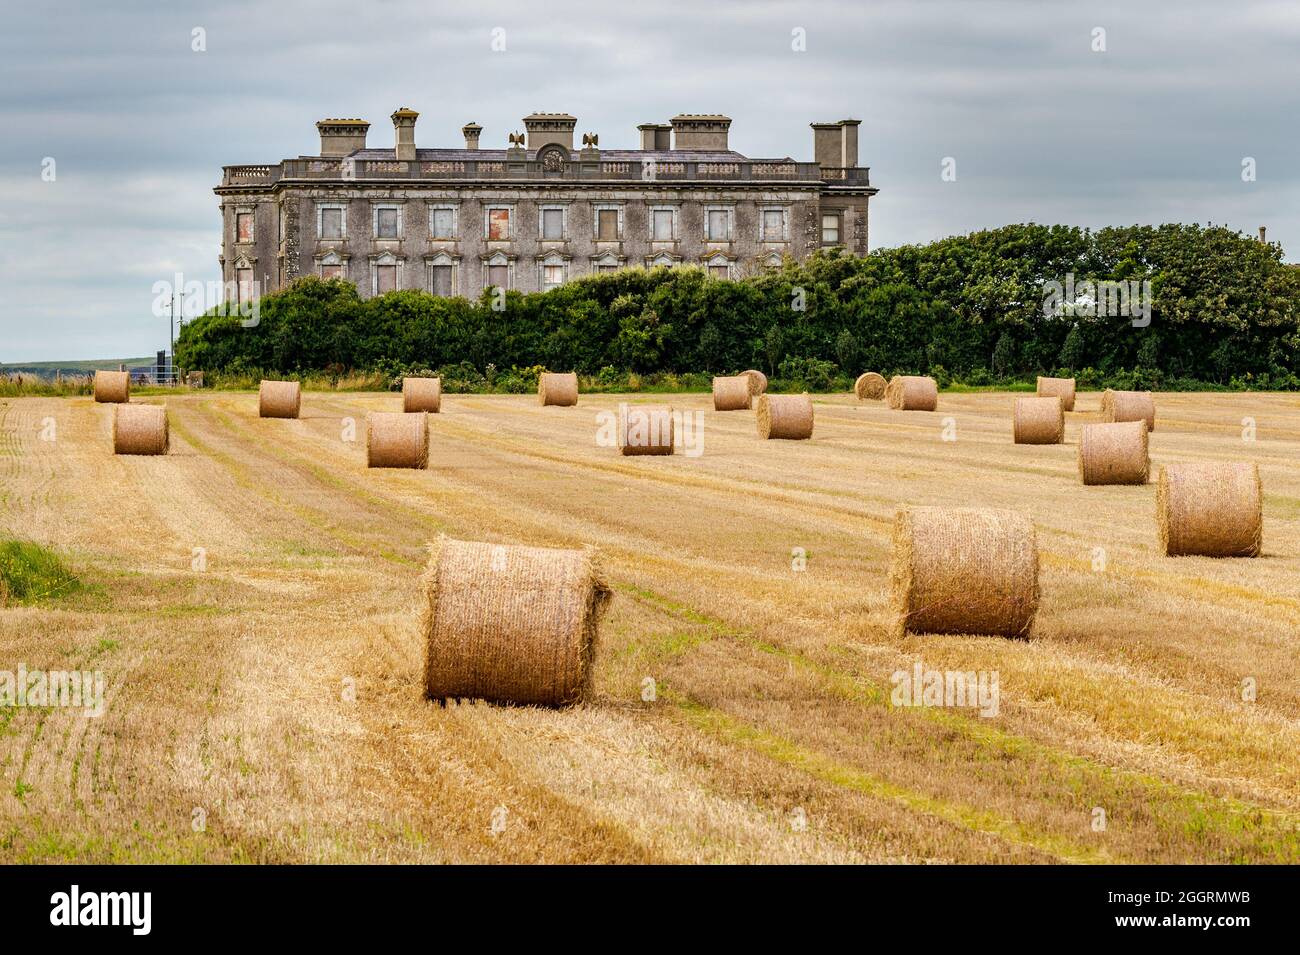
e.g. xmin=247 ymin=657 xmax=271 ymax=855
xmin=215 ymin=110 xmax=876 ymax=301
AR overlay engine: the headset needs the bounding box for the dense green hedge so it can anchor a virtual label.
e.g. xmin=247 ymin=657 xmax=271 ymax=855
xmin=176 ymin=223 xmax=1300 ymax=390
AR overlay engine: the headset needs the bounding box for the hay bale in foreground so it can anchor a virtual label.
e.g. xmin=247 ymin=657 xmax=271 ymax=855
xmin=890 ymin=507 xmax=1039 ymax=638
xmin=756 ymin=393 xmax=814 ymax=440
xmin=258 ymin=380 xmax=301 ymax=419
xmin=367 ymin=412 xmax=429 ymax=469
xmin=1036 ymin=376 xmax=1076 ymax=412
xmin=619 ymin=405 xmax=674 ymax=456
xmin=741 ymin=369 xmax=768 ymax=396
xmin=1100 ymin=389 xmax=1155 ymax=431
xmin=113 ymin=403 xmax=168 ymax=455
xmin=886 ymin=375 xmax=939 ymax=411
xmin=712 ymin=375 xmax=752 ymax=411
xmin=1078 ymin=421 xmax=1148 ymax=485
xmin=854 ymin=372 xmax=887 ymax=401
xmin=1012 ymin=396 xmax=1064 ymax=444
xmin=94 ymin=370 xmax=130 ymax=404
xmin=402 ymin=377 xmax=442 ymax=413
xmin=538 ymin=372 xmax=578 ymax=407
xmin=421 ymin=537 xmax=612 ymax=706
xmin=1157 ymin=462 xmax=1262 ymax=557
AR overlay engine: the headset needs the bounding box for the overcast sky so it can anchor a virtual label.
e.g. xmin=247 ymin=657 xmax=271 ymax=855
xmin=1 ymin=0 xmax=1296 ymax=362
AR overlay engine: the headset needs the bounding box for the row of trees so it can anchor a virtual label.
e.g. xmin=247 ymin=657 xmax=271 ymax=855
xmin=176 ymin=223 xmax=1300 ymax=389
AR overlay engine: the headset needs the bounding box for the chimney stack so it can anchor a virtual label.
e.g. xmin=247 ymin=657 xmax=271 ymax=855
xmin=316 ymin=118 xmax=370 ymax=157
xmin=462 ymin=122 xmax=482 ymax=151
xmin=811 ymin=119 xmax=861 ymax=170
xmin=522 ymin=113 xmax=576 ymax=150
xmin=638 ymin=123 xmax=672 ymax=150
xmin=1259 ymin=226 xmax=1267 ymax=243
xmin=391 ymin=107 xmax=418 ymax=161
xmin=669 ymin=115 xmax=731 ymax=151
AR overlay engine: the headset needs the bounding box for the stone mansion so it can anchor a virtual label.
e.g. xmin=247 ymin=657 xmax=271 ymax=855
xmin=215 ymin=109 xmax=877 ymax=301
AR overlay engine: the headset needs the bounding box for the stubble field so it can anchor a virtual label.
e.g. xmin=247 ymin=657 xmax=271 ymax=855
xmin=1 ymin=389 xmax=1298 ymax=863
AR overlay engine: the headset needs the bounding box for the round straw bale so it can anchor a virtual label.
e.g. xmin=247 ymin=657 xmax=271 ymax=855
xmin=421 ymin=537 xmax=612 ymax=705
xmin=112 ymin=403 xmax=168 ymax=455
xmin=94 ymin=370 xmax=130 ymax=404
xmin=1078 ymin=421 xmax=1148 ymax=485
xmin=741 ymin=369 xmax=768 ymax=395
xmin=712 ymin=375 xmax=752 ymax=411
xmin=890 ymin=507 xmax=1039 ymax=638
xmin=886 ymin=375 xmax=939 ymax=411
xmin=854 ymin=371 xmax=887 ymax=400
xmin=1035 ymin=376 xmax=1076 ymax=412
xmin=619 ymin=405 xmax=674 ymax=456
xmin=367 ymin=412 xmax=428 ymax=469
xmin=756 ymin=393 xmax=814 ymax=440
xmin=1100 ymin=389 xmax=1155 ymax=431
xmin=402 ymin=376 xmax=442 ymax=413
xmin=1156 ymin=462 xmax=1262 ymax=557
xmin=538 ymin=372 xmax=578 ymax=407
xmin=258 ymin=380 xmax=301 ymax=419
xmin=1012 ymin=395 xmax=1064 ymax=444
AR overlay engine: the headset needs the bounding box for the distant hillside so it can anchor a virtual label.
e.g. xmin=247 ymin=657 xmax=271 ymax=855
xmin=1 ymin=358 xmax=154 ymax=378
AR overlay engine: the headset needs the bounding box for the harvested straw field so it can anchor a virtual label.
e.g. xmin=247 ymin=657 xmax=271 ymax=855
xmin=2 ymin=389 xmax=1299 ymax=864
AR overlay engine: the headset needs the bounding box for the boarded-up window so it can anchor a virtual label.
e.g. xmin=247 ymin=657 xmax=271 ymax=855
xmin=321 ymin=263 xmax=344 ymax=280
xmin=487 ymin=208 xmax=510 ymax=241
xmin=652 ymin=209 xmax=674 ymax=241
xmin=376 ymin=208 xmax=399 ymax=239
xmin=376 ymin=264 xmax=397 ymax=293
xmin=709 ymin=263 xmax=729 ymax=279
xmin=236 ymin=212 xmax=254 ymax=243
xmin=597 ymin=209 xmax=619 ymax=240
xmin=597 ymin=264 xmax=619 ymax=273
xmin=706 ymin=209 xmax=728 ymax=240
xmin=762 ymin=209 xmax=784 ymax=241
xmin=430 ymin=264 xmax=452 ymax=296
xmin=821 ymin=213 xmax=841 ymax=245
xmin=542 ymin=208 xmax=564 ymax=241
xmin=488 ymin=264 xmax=509 ymax=289
xmin=543 ymin=264 xmax=565 ymax=289
xmin=320 ymin=208 xmax=343 ymax=239
xmin=431 ymin=208 xmax=454 ymax=239
xmin=236 ymin=268 xmax=255 ymax=303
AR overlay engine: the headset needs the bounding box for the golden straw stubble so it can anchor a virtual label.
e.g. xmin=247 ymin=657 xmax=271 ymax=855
xmin=890 ymin=507 xmax=1039 ymax=638
xmin=366 ymin=412 xmax=429 ymax=469
xmin=741 ymin=369 xmax=768 ymax=395
xmin=1157 ymin=462 xmax=1262 ymax=557
xmin=1078 ymin=421 xmax=1148 ymax=485
xmin=112 ymin=403 xmax=168 ymax=455
xmin=94 ymin=370 xmax=130 ymax=404
xmin=402 ymin=376 xmax=441 ymax=413
xmin=712 ymin=375 xmax=752 ymax=411
xmin=854 ymin=372 xmax=886 ymax=400
xmin=1035 ymin=376 xmax=1076 ymax=412
xmin=756 ymin=393 xmax=814 ymax=440
xmin=619 ymin=405 xmax=674 ymax=455
xmin=258 ymin=380 xmax=301 ymax=419
xmin=420 ymin=538 xmax=612 ymax=706
xmin=1012 ymin=395 xmax=1064 ymax=444
xmin=1100 ymin=389 xmax=1155 ymax=431
xmin=538 ymin=372 xmax=578 ymax=407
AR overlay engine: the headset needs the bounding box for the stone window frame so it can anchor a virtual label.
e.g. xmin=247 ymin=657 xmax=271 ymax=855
xmin=314 ymin=249 xmax=351 ymax=281
xmin=234 ymin=205 xmax=256 ymax=245
xmin=369 ymin=251 xmax=404 ymax=296
xmin=648 ymin=204 xmax=679 ymax=242
xmin=821 ymin=210 xmax=843 ymax=247
xmin=232 ymin=253 xmax=258 ymax=305
xmin=702 ymin=204 xmax=735 ymax=242
xmin=761 ymin=250 xmax=785 ymax=270
xmin=481 ymin=250 xmax=515 ymax=291
xmin=592 ymin=203 xmax=624 ymax=241
xmin=590 ymin=251 xmax=625 ymax=273
xmin=537 ymin=250 xmax=570 ymax=291
xmin=372 ymin=201 xmax=404 ymax=240
xmin=428 ymin=202 xmax=459 ymax=241
xmin=483 ymin=204 xmax=516 ymax=242
xmin=703 ymin=250 xmax=734 ymax=279
xmin=645 ymin=251 xmax=681 ymax=269
xmin=316 ymin=202 xmax=347 ymax=240
xmin=759 ymin=205 xmax=790 ymax=243
xmin=538 ymin=203 xmax=569 ymax=242
xmin=424 ymin=251 xmax=460 ymax=297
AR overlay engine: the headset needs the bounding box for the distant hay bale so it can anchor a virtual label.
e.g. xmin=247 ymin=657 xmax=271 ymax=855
xmin=1100 ymin=389 xmax=1155 ymax=431
xmin=854 ymin=372 xmax=887 ymax=400
xmin=741 ymin=369 xmax=768 ymax=395
xmin=886 ymin=375 xmax=938 ymax=411
xmin=619 ymin=405 xmax=674 ymax=456
xmin=112 ymin=403 xmax=168 ymax=456
xmin=94 ymin=370 xmax=130 ymax=404
xmin=890 ymin=507 xmax=1039 ymax=638
xmin=1036 ymin=376 xmax=1076 ymax=412
xmin=402 ymin=376 xmax=442 ymax=413
xmin=1078 ymin=421 xmax=1149 ymax=485
xmin=1157 ymin=462 xmax=1262 ymax=557
xmin=756 ymin=393 xmax=814 ymax=440
xmin=712 ymin=375 xmax=752 ymax=411
xmin=367 ymin=412 xmax=429 ymax=469
xmin=421 ymin=537 xmax=612 ymax=706
xmin=538 ymin=372 xmax=578 ymax=407
xmin=258 ymin=380 xmax=301 ymax=419
xmin=1012 ymin=395 xmax=1064 ymax=444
